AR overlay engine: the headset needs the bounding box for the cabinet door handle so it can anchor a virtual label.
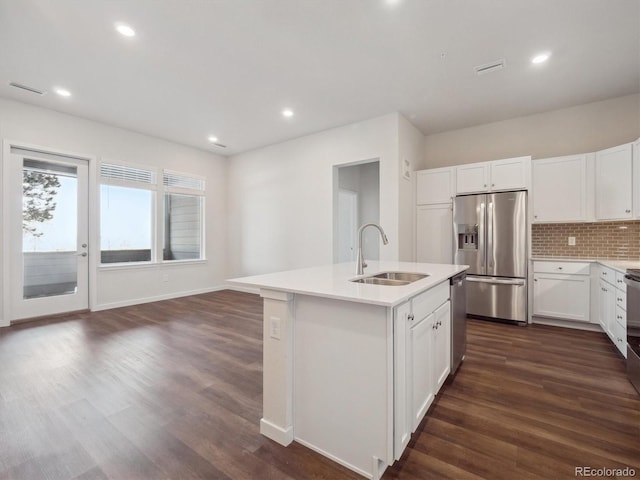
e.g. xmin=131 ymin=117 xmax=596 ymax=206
xmin=558 ymin=267 xmax=563 ymax=270
xmin=625 ymin=209 xmax=631 ymax=213
xmin=483 ymin=184 xmax=487 ymax=187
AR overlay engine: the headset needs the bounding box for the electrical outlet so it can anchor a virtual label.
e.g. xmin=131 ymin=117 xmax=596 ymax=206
xmin=568 ymin=236 xmax=576 ymax=246
xmin=270 ymin=316 xmax=281 ymax=340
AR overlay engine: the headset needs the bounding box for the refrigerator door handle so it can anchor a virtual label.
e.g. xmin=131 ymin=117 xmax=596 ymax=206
xmin=479 ymin=202 xmax=486 ymax=268
xmin=466 ymin=276 xmax=526 ymax=286
xmin=487 ymin=200 xmax=495 ymax=271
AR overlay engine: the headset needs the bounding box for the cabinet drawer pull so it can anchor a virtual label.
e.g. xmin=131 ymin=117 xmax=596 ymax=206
xmin=625 ymin=209 xmax=631 ymax=213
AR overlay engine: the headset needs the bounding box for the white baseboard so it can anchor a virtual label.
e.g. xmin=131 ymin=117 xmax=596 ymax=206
xmin=92 ymin=285 xmax=228 ymax=311
xmin=532 ymin=316 xmax=603 ymax=332
xmin=259 ymin=418 xmax=293 ymax=446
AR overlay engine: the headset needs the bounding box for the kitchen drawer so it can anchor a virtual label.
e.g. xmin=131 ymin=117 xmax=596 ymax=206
xmin=615 ymin=271 xmax=627 ymax=292
xmin=412 ymin=281 xmax=449 ymax=321
xmin=600 ymin=265 xmax=616 ymax=284
xmin=615 ymin=289 xmax=627 ymax=310
xmin=533 ymin=261 xmax=590 ymax=275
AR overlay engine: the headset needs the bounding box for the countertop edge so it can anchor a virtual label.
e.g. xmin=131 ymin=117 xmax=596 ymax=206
xmin=228 ymin=262 xmax=469 ymax=308
xmin=531 ymin=257 xmax=640 ymax=273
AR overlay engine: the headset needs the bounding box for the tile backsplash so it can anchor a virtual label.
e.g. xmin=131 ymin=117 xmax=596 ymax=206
xmin=531 ymin=221 xmax=640 ymax=259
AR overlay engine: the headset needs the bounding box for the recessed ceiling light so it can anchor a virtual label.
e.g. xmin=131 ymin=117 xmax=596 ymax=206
xmin=207 ymin=135 xmax=218 ymax=143
xmin=531 ymin=53 xmax=550 ymax=64
xmin=54 ymin=87 xmax=71 ymax=97
xmin=282 ymin=109 xmax=294 ymax=118
xmin=115 ymin=23 xmax=136 ymax=37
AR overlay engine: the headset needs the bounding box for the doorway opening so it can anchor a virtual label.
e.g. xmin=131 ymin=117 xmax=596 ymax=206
xmin=333 ymin=160 xmax=380 ymax=264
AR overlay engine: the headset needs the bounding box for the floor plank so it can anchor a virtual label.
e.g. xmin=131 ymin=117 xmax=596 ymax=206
xmin=0 ymin=290 xmax=638 ymax=479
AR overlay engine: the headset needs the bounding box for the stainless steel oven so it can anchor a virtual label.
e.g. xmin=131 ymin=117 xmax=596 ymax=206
xmin=624 ymin=269 xmax=640 ymax=395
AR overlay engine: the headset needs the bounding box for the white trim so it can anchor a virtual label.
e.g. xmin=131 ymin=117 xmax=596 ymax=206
xmin=531 ymin=316 xmax=603 ymax=332
xmin=259 ymin=418 xmax=294 ymax=446
xmin=91 ymin=285 xmax=227 ymax=311
xmin=99 ymin=259 xmax=207 ymax=271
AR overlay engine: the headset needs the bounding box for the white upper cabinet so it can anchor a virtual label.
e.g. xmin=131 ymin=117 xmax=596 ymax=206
xmin=532 ymin=154 xmax=591 ymax=223
xmin=416 ymin=167 xmax=455 ymax=205
xmin=455 ymin=156 xmax=530 ymax=194
xmin=490 ymin=157 xmax=530 ymax=191
xmin=595 ymin=143 xmax=633 ymax=220
xmin=455 ymin=163 xmax=489 ymax=194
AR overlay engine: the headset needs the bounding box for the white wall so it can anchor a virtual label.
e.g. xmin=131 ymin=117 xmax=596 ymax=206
xmin=227 ymin=113 xmax=405 ymax=277
xmin=422 ymin=94 xmax=640 ymax=169
xmin=0 ymin=98 xmax=228 ymax=324
xmin=337 ymin=161 xmax=381 ymax=261
xmin=398 ymin=115 xmax=424 ymax=261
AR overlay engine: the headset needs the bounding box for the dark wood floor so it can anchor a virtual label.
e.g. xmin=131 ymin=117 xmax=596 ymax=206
xmin=0 ymin=290 xmax=638 ymax=480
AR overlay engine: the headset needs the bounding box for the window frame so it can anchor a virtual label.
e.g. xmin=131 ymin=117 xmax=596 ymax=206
xmin=160 ymin=169 xmax=206 ymax=264
xmin=98 ymin=162 xmax=206 ymax=269
xmin=99 ymin=161 xmax=157 ymax=267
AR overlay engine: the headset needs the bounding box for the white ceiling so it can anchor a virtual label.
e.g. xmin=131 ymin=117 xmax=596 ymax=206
xmin=0 ymin=0 xmax=638 ymax=156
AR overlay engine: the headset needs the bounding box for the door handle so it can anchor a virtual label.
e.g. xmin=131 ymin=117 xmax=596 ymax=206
xmin=77 ymin=252 xmax=87 ymax=257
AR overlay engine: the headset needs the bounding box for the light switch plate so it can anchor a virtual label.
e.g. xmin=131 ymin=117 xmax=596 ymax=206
xmin=270 ymin=316 xmax=281 ymax=340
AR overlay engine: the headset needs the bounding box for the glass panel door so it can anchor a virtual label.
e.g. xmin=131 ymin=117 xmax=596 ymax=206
xmin=12 ymin=151 xmax=89 ymax=320
xmin=23 ymin=159 xmax=79 ymax=298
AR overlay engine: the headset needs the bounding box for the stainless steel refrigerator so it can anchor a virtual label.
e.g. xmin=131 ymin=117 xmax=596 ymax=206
xmin=453 ymin=191 xmax=527 ymax=323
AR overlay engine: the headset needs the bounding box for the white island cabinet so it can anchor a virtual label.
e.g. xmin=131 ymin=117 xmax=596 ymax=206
xmin=229 ymin=261 xmax=467 ymax=480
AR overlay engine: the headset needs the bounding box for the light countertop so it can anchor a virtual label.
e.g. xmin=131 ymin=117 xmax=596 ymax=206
xmin=531 ymin=257 xmax=640 ymax=273
xmin=228 ymin=261 xmax=469 ymax=307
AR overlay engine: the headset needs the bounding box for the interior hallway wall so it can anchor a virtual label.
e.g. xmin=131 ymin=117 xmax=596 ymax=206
xmin=227 ymin=113 xmax=410 ymax=277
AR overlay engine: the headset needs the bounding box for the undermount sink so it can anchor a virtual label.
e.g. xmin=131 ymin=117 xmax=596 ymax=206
xmin=350 ymin=271 xmax=429 ymax=286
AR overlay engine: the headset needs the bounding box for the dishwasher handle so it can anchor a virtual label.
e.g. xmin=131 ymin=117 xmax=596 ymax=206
xmin=466 ymin=276 xmax=525 ymax=286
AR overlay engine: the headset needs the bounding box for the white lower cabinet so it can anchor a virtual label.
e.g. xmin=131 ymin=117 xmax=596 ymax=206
xmin=596 ymin=265 xmax=627 ymax=357
xmin=532 ymin=261 xmax=590 ymax=322
xmin=432 ymin=302 xmax=451 ymax=392
xmin=410 ymin=313 xmax=434 ymax=430
xmin=394 ymin=281 xmax=450 ymax=459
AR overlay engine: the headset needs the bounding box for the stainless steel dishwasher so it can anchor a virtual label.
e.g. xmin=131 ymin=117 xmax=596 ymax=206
xmin=450 ymin=272 xmax=467 ymax=375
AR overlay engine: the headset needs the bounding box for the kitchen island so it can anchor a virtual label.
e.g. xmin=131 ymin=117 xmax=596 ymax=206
xmin=229 ymin=261 xmax=468 ymax=479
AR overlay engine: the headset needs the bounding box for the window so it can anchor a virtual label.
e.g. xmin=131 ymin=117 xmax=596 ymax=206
xmin=100 ymin=163 xmax=155 ymax=264
xmin=99 ymin=163 xmax=205 ymax=265
xmin=162 ymin=171 xmax=205 ymax=261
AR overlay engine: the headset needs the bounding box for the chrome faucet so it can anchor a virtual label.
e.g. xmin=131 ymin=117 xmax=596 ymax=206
xmin=356 ymin=223 xmax=389 ymax=275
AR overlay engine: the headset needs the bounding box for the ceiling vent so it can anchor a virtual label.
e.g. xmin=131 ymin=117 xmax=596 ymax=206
xmin=474 ymin=59 xmax=506 ymax=75
xmin=9 ymin=81 xmax=46 ymax=95
xmin=212 ymin=142 xmax=227 ymax=149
